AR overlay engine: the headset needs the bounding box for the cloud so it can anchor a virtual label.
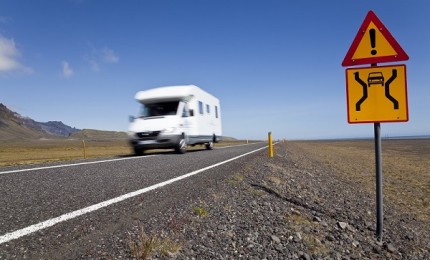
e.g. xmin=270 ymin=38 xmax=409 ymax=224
xmin=62 ymin=61 xmax=74 ymax=78
xmin=0 ymin=16 xmax=11 ymax=24
xmin=89 ymin=59 xmax=100 ymax=72
xmin=101 ymin=48 xmax=119 ymax=63
xmin=0 ymin=34 xmax=32 ymax=74
xmin=85 ymin=45 xmax=119 ymax=71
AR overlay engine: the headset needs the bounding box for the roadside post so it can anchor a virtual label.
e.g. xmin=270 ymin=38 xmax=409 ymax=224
xmin=342 ymin=10 xmax=409 ymax=241
xmin=82 ymin=140 xmax=87 ymax=159
xmin=268 ymin=132 xmax=274 ymax=158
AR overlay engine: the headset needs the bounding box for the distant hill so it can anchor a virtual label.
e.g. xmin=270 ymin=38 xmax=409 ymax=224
xmin=70 ymin=129 xmax=127 ymax=140
xmin=0 ymin=103 xmax=80 ymax=140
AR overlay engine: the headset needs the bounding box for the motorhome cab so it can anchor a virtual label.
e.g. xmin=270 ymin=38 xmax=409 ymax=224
xmin=128 ymin=85 xmax=222 ymax=155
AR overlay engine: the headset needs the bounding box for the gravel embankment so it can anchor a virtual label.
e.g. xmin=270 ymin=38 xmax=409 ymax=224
xmin=83 ymin=142 xmax=430 ymax=259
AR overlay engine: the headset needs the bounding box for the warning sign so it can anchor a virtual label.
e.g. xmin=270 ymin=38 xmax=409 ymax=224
xmin=342 ymin=11 xmax=409 ymax=67
xmin=346 ymin=64 xmax=408 ymax=123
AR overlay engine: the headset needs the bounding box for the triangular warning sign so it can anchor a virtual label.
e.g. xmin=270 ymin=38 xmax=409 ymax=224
xmin=342 ymin=11 xmax=409 ymax=67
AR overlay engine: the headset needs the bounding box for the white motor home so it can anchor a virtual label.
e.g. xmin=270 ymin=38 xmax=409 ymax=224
xmin=128 ymin=85 xmax=222 ymax=154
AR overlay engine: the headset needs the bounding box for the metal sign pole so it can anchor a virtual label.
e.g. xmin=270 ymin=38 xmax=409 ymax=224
xmin=374 ymin=122 xmax=383 ymax=241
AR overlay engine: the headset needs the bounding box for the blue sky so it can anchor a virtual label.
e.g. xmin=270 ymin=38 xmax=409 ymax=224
xmin=1 ymin=0 xmax=429 ymax=140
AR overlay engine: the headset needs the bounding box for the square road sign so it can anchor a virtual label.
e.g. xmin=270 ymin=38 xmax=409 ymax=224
xmin=346 ymin=64 xmax=408 ymax=123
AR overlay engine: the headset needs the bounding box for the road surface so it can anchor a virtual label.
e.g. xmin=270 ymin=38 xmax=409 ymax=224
xmin=0 ymin=142 xmax=267 ymax=258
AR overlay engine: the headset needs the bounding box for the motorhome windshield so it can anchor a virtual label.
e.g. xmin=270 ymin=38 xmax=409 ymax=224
xmin=141 ymin=101 xmax=179 ymax=117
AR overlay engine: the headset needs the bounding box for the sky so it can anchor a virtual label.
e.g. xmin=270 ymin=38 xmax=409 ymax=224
xmin=1 ymin=0 xmax=429 ymax=140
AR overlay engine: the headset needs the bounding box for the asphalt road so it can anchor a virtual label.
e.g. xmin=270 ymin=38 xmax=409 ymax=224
xmin=0 ymin=142 xmax=267 ymax=258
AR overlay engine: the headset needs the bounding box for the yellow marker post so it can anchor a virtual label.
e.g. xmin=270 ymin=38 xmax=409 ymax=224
xmin=82 ymin=140 xmax=87 ymax=159
xmin=268 ymin=132 xmax=274 ymax=158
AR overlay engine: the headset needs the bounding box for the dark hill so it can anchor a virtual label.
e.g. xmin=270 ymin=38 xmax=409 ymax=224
xmin=0 ymin=103 xmax=80 ymax=140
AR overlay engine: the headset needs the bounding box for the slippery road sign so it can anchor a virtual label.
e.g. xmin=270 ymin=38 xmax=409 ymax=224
xmin=346 ymin=64 xmax=408 ymax=123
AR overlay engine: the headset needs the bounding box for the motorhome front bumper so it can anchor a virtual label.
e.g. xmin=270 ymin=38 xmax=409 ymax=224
xmin=130 ymin=133 xmax=181 ymax=149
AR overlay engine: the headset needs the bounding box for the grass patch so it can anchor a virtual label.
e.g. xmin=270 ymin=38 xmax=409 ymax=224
xmin=129 ymin=227 xmax=181 ymax=259
xmin=249 ymin=187 xmax=265 ymax=197
xmin=302 ymin=233 xmax=330 ymax=255
xmin=226 ymin=173 xmax=245 ymax=186
xmin=285 ymin=212 xmax=330 ymax=254
xmin=286 ymin=212 xmax=313 ymax=227
xmin=267 ymin=175 xmax=283 ymax=186
xmin=193 ymin=206 xmax=209 ymax=217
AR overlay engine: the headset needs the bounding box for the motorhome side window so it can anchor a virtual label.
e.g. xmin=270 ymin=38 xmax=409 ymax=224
xmin=215 ymin=106 xmax=219 ymax=118
xmin=198 ymin=101 xmax=204 ymax=115
xmin=206 ymin=104 xmax=210 ymax=114
xmin=142 ymin=101 xmax=179 ymax=117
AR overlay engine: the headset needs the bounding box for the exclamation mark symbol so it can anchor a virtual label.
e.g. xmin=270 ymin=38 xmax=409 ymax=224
xmin=370 ymin=28 xmax=377 ymax=55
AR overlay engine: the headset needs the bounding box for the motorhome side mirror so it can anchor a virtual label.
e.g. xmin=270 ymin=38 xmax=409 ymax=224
xmin=129 ymin=115 xmax=135 ymax=122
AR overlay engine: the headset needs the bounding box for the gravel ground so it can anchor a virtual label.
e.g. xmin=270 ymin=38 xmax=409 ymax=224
xmin=81 ymin=142 xmax=430 ymax=259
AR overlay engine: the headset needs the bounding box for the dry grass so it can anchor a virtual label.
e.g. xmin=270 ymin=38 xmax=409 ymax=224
xmin=0 ymin=139 xmax=131 ymax=167
xmin=226 ymin=173 xmax=245 ymax=186
xmin=0 ymin=139 xmax=255 ymax=167
xmin=128 ymin=227 xmax=181 ymax=260
xmin=290 ymin=139 xmax=430 ymax=223
xmin=285 ymin=212 xmax=330 ymax=254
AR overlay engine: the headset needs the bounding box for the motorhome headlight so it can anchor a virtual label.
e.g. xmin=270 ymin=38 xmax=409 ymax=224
xmin=162 ymin=127 xmax=176 ymax=133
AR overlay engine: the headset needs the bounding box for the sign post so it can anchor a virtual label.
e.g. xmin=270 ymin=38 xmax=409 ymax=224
xmin=342 ymin=10 xmax=409 ymax=241
xmin=374 ymin=121 xmax=383 ymax=239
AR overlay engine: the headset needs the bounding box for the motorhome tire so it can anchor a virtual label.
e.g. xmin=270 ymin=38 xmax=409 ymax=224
xmin=134 ymin=147 xmax=144 ymax=156
xmin=205 ymin=141 xmax=214 ymax=150
xmin=175 ymin=135 xmax=187 ymax=154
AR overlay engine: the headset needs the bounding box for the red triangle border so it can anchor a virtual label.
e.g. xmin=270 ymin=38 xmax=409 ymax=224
xmin=342 ymin=11 xmax=409 ymax=67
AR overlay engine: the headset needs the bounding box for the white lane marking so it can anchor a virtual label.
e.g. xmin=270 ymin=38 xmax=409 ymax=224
xmin=0 ymin=145 xmax=268 ymax=244
xmin=216 ymin=142 xmax=262 ymax=149
xmin=0 ymin=155 xmax=158 ymax=175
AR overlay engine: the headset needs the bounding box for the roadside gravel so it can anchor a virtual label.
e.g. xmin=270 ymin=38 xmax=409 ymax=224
xmin=82 ymin=142 xmax=430 ymax=259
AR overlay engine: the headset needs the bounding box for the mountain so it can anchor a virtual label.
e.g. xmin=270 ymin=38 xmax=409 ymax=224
xmin=0 ymin=103 xmax=80 ymax=140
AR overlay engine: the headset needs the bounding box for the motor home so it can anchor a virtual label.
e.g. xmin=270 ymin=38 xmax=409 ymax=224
xmin=128 ymin=85 xmax=222 ymax=154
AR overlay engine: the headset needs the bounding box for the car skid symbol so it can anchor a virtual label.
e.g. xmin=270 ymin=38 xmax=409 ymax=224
xmin=354 ymin=69 xmax=399 ymax=111
xmin=367 ymin=72 xmax=384 ymax=87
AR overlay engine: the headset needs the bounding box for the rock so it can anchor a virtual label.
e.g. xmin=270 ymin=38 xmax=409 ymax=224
xmin=373 ymin=246 xmax=382 ymax=254
xmin=300 ymin=252 xmax=311 ymax=260
xmin=313 ymin=216 xmax=322 ymax=222
xmin=385 ymin=243 xmax=396 ymax=253
xmin=291 ymin=208 xmax=301 ymax=215
xmin=338 ymin=222 xmax=348 ymax=229
xmin=271 ymin=235 xmax=281 ymax=244
xmin=405 ymin=234 xmax=415 ymax=241
xmin=346 ymin=224 xmax=356 ymax=232
xmin=375 ymin=240 xmax=383 ymax=247
xmin=326 ymin=235 xmax=335 ymax=242
xmin=352 ymin=240 xmax=360 ymax=247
